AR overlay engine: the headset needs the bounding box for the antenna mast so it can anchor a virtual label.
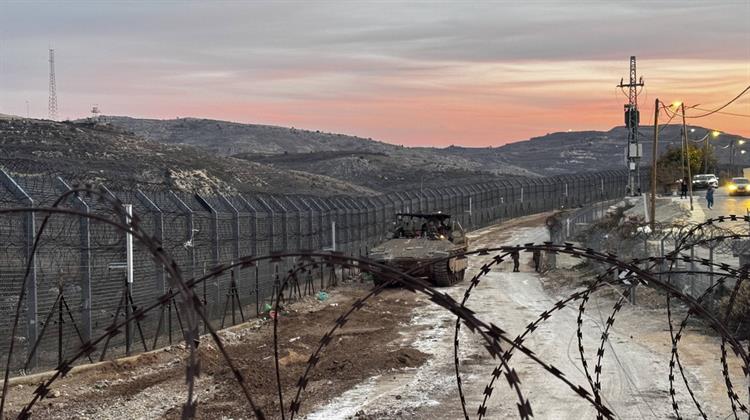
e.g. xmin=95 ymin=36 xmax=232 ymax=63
xmin=48 ymin=48 xmax=58 ymax=121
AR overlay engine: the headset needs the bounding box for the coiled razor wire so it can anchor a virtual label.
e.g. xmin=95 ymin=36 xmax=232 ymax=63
xmin=0 ymin=189 xmax=748 ymax=420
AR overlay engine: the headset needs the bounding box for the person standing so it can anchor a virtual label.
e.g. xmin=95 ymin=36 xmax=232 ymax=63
xmin=680 ymin=179 xmax=688 ymax=199
xmin=511 ymin=249 xmax=520 ymax=272
xmin=706 ymin=184 xmax=715 ymax=209
xmin=532 ymin=249 xmax=541 ymax=272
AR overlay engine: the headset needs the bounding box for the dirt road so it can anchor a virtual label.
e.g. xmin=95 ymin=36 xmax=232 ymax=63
xmin=308 ymin=213 xmax=747 ymax=419
xmin=3 ymin=213 xmax=745 ymax=419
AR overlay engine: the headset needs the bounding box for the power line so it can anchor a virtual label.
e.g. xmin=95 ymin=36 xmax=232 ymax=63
xmin=690 ymin=107 xmax=750 ymax=118
xmin=636 ymin=104 xmax=678 ymax=140
xmin=685 ymin=85 xmax=750 ymax=119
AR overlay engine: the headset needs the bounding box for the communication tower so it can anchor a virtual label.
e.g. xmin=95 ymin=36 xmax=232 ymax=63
xmin=48 ymin=48 xmax=58 ymax=121
xmin=617 ymin=56 xmax=644 ymax=196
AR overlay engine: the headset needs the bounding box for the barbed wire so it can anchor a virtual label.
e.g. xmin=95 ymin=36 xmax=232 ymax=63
xmin=0 ymin=187 xmax=749 ymax=419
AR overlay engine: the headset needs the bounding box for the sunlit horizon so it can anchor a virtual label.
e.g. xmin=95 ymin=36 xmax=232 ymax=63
xmin=1 ymin=1 xmax=748 ymax=146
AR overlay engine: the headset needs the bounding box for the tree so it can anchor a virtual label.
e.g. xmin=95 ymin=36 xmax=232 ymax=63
xmin=655 ymin=144 xmax=717 ymax=193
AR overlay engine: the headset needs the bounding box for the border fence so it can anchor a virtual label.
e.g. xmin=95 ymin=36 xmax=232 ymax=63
xmin=0 ymin=167 xmax=634 ymax=373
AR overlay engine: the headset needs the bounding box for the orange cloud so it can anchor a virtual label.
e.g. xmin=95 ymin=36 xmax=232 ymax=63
xmin=126 ymin=59 xmax=748 ymax=146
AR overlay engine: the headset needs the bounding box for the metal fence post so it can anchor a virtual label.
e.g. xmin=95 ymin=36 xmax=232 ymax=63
xmin=219 ymin=194 xmax=241 ymax=297
xmin=309 ymin=198 xmax=328 ymax=250
xmin=136 ymin=190 xmax=164 ymax=293
xmin=100 ymin=186 xmax=136 ymax=354
xmin=219 ymin=195 xmax=241 ymax=263
xmin=270 ymin=196 xmax=289 ymax=252
xmin=283 ymin=197 xmax=303 ymax=251
xmin=255 ymin=196 xmax=275 ymax=251
xmin=167 ymin=191 xmax=196 ymax=294
xmin=238 ymin=195 xmax=261 ymax=313
xmin=0 ymin=169 xmax=38 ymax=367
xmin=195 ymin=194 xmax=220 ymax=317
xmin=54 ymin=176 xmax=92 ymax=344
xmin=297 ymin=197 xmax=315 ymax=250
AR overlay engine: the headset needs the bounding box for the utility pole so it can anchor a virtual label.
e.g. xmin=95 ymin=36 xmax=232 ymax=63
xmin=650 ymin=98 xmax=659 ymax=230
xmin=618 ymin=56 xmax=645 ymax=197
xmin=681 ymin=103 xmax=694 ymax=211
xmin=48 ymin=48 xmax=58 ymax=121
xmin=704 ymin=134 xmax=709 ymax=173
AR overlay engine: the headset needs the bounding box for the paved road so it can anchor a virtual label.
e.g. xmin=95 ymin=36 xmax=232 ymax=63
xmin=701 ymin=186 xmax=750 ymax=220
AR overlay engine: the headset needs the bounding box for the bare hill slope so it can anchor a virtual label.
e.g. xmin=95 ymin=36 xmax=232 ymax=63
xmin=101 ymin=116 xmax=749 ymax=181
xmin=234 ymin=151 xmax=526 ymax=192
xmin=105 ymin=116 xmax=536 ymax=178
xmin=0 ymin=117 xmax=374 ymax=196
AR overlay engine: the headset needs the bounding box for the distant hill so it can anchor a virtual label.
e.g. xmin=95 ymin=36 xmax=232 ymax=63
xmin=442 ymin=126 xmax=750 ymax=175
xmin=104 ymin=116 xmax=393 ymax=156
xmin=7 ymin=113 xmax=744 ymax=200
xmin=233 ymin=150 xmax=528 ymax=192
xmin=106 ymin=116 xmax=750 ymax=179
xmin=104 ymin=116 xmax=537 ymax=190
xmin=0 ymin=117 xmax=375 ymax=196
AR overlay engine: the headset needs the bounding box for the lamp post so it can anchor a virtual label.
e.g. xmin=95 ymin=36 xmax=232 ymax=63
xmin=675 ymin=102 xmax=694 ymax=211
xmin=704 ymin=130 xmax=721 ymax=173
xmin=731 ymin=139 xmax=746 ymax=176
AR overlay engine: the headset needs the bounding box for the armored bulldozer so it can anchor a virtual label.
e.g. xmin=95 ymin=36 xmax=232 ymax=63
xmin=368 ymin=212 xmax=468 ymax=287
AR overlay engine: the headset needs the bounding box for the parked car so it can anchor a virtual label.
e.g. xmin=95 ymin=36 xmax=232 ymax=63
xmin=727 ymin=177 xmax=750 ymax=196
xmin=692 ymin=174 xmax=719 ymax=190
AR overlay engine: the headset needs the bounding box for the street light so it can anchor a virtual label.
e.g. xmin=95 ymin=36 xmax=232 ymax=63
xmin=730 ymin=139 xmax=746 ymax=175
xmin=702 ymin=130 xmax=720 ymax=173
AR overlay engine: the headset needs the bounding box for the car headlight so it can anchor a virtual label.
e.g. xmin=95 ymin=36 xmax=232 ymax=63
xmin=729 ymin=185 xmax=737 ymax=190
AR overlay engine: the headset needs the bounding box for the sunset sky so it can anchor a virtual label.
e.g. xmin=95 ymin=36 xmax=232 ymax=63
xmin=0 ymin=1 xmax=748 ymax=146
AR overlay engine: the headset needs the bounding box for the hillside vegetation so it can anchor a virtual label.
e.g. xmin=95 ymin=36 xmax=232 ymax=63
xmin=107 ymin=116 xmax=750 ymax=179
xmin=0 ymin=118 xmax=375 ymax=196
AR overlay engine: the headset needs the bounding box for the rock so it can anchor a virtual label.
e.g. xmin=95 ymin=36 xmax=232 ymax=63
xmin=278 ymin=350 xmax=308 ymax=366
